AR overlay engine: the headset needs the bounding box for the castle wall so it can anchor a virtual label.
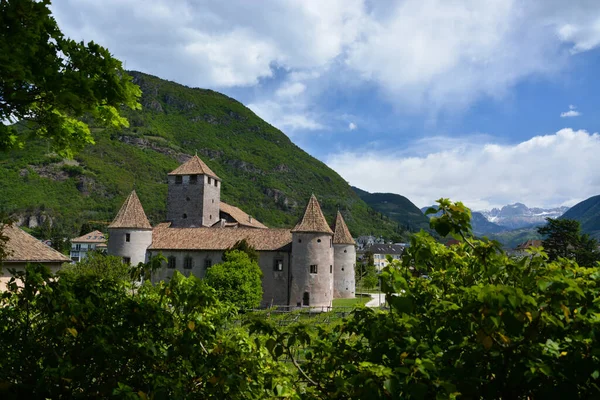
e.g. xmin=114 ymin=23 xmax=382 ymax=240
xmin=333 ymin=244 xmax=356 ymax=299
xmin=149 ymin=249 xmax=291 ymax=307
xmin=107 ymin=228 xmax=152 ymax=265
xmin=290 ymin=232 xmax=334 ymax=308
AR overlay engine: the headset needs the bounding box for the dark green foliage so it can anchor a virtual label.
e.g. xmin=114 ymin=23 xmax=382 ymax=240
xmin=356 ymin=251 xmax=378 ymax=290
xmin=256 ymin=199 xmax=600 ymax=399
xmin=0 ymin=264 xmax=286 ymax=398
xmin=0 ymin=71 xmax=400 ymax=238
xmin=538 ymin=217 xmax=600 ymax=267
xmin=205 ymin=250 xmax=263 ymax=309
xmin=0 ymin=0 xmax=141 ymax=156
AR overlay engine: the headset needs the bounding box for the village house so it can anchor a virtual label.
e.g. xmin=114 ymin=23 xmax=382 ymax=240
xmin=107 ymin=155 xmax=357 ymax=308
xmin=0 ymin=224 xmax=70 ymax=290
xmin=69 ymin=230 xmax=107 ymax=262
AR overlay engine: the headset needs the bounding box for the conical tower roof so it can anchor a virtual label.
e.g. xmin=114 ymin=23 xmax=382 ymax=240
xmin=332 ymin=211 xmax=355 ymax=245
xmin=168 ymin=155 xmax=220 ymax=180
xmin=291 ymin=195 xmax=333 ymax=234
xmin=108 ymin=190 xmax=152 ymax=229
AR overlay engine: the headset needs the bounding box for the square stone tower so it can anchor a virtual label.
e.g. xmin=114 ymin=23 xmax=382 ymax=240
xmin=166 ymin=155 xmax=221 ymax=228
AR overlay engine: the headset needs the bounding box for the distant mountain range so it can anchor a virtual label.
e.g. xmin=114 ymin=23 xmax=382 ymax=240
xmin=479 ymin=203 xmax=569 ymax=229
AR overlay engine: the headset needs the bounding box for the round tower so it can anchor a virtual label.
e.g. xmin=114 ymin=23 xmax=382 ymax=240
xmin=107 ymin=190 xmax=153 ymax=265
xmin=290 ymin=195 xmax=334 ymax=308
xmin=332 ymin=211 xmax=356 ymax=299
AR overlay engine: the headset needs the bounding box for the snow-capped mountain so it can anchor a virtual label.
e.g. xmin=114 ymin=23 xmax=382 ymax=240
xmin=479 ymin=203 xmax=569 ymax=229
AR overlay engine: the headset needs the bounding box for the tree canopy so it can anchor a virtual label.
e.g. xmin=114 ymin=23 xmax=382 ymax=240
xmin=538 ymin=217 xmax=600 ymax=267
xmin=205 ymin=249 xmax=263 ymax=309
xmin=0 ymin=0 xmax=141 ymax=157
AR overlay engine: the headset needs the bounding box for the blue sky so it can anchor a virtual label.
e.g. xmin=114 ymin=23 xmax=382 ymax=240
xmin=51 ymin=0 xmax=600 ymax=210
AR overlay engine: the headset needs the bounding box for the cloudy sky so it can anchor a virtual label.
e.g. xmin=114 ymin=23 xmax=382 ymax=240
xmin=51 ymin=0 xmax=600 ymax=210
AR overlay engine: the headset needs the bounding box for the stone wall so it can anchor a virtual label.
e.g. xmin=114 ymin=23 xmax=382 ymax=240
xmin=289 ymin=232 xmax=334 ymax=308
xmin=107 ymin=228 xmax=152 ymax=265
xmin=166 ymin=174 xmax=220 ymax=228
xmin=333 ymin=244 xmax=356 ymax=299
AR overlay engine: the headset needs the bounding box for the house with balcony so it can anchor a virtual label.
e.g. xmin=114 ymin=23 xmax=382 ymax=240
xmin=70 ymin=230 xmax=107 ymax=262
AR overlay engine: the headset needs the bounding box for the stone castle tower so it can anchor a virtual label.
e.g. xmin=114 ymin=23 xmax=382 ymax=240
xmin=290 ymin=195 xmax=334 ymax=308
xmin=332 ymin=211 xmax=356 ymax=299
xmin=107 ymin=190 xmax=153 ymax=265
xmin=166 ymin=155 xmax=221 ymax=228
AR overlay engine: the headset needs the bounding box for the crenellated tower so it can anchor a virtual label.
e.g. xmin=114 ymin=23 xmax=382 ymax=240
xmin=107 ymin=190 xmax=153 ymax=265
xmin=290 ymin=195 xmax=334 ymax=308
xmin=332 ymin=211 xmax=356 ymax=299
xmin=166 ymin=155 xmax=221 ymax=228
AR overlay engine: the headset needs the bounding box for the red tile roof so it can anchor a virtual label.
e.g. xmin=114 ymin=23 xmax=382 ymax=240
xmin=332 ymin=211 xmax=355 ymax=244
xmin=71 ymin=230 xmax=106 ymax=243
xmin=291 ymin=195 xmax=333 ymax=234
xmin=108 ymin=190 xmax=152 ymax=229
xmin=2 ymin=224 xmax=70 ymax=264
xmin=168 ymin=155 xmax=220 ymax=180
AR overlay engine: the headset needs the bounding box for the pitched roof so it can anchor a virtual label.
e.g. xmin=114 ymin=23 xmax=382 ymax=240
xmin=71 ymin=230 xmax=106 ymax=243
xmin=149 ymin=223 xmax=292 ymax=251
xmin=219 ymin=202 xmax=268 ymax=229
xmin=515 ymin=239 xmax=543 ymax=250
xmin=108 ymin=190 xmax=152 ymax=229
xmin=291 ymin=195 xmax=333 ymax=234
xmin=168 ymin=155 xmax=220 ymax=180
xmin=1 ymin=224 xmax=70 ymax=264
xmin=332 ymin=211 xmax=355 ymax=245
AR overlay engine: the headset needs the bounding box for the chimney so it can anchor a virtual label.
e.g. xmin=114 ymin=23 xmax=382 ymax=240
xmin=220 ymin=218 xmax=226 ymax=228
xmin=248 ymin=215 xmax=253 ymax=224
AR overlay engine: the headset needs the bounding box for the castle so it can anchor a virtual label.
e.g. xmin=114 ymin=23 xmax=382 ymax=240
xmin=107 ymin=155 xmax=356 ymax=307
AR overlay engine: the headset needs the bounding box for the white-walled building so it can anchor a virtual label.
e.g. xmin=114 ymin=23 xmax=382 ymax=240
xmin=70 ymin=230 xmax=107 ymax=262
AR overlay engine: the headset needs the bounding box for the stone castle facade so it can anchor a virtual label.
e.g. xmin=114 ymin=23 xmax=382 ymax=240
xmin=107 ymin=155 xmax=356 ymax=307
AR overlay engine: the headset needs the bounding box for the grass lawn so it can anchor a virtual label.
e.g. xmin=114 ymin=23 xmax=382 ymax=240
xmin=332 ymin=296 xmax=370 ymax=308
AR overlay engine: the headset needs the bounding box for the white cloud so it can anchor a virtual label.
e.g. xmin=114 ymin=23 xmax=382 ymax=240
xmin=327 ymin=129 xmax=600 ymax=210
xmin=348 ymin=122 xmax=357 ymax=130
xmin=50 ymin=0 xmax=600 ymax=114
xmin=561 ymin=105 xmax=582 ymax=117
xmin=276 ymin=82 xmax=306 ymax=98
xmin=247 ymin=101 xmax=323 ymax=132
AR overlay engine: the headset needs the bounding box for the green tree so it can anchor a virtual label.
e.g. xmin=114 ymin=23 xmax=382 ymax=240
xmin=538 ymin=217 xmax=600 ymax=267
xmin=59 ymin=251 xmax=129 ymax=282
xmin=356 ymin=250 xmax=378 ymax=290
xmin=257 ymin=199 xmax=600 ymax=399
xmin=227 ymin=239 xmax=259 ymax=263
xmin=205 ymin=250 xmax=263 ymax=309
xmin=0 ymin=264 xmax=288 ymax=398
xmin=1 ymin=0 xmax=141 ymax=157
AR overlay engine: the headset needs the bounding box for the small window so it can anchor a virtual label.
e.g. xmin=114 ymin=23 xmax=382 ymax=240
xmin=317 ymin=239 xmax=321 ymax=243
xmin=341 ymin=267 xmax=345 ymax=271
xmin=204 ymin=259 xmax=212 ymax=269
xmin=183 ymin=213 xmax=187 ymax=219
xmin=330 ymin=265 xmax=332 ymax=274
xmin=303 ymin=292 xmax=310 ymax=306
xmin=125 ymin=233 xmax=130 ymax=243
xmin=75 ymin=244 xmax=81 ymax=251
xmin=214 ymin=180 xmax=218 ymax=187
xmin=210 ymin=214 xmax=212 ymax=220
xmin=167 ymin=256 xmax=176 ymax=269
xmin=208 ymin=177 xmax=212 ymax=185
xmin=190 ymin=175 xmax=198 ymax=184
xmin=212 ymin=199 xmax=214 ymax=203
xmin=186 ymin=197 xmax=190 ymax=201
xmin=175 ymin=176 xmax=182 ymax=184
xmin=344 ymin=249 xmax=347 ymax=253
xmin=123 ymin=257 xmax=131 ymax=264
xmin=298 ymin=239 xmax=302 ymax=243
xmin=184 ymin=256 xmax=193 ymax=270
xmin=274 ymin=259 xmax=284 ymax=271
xmin=330 ymin=239 xmax=332 ymax=248
xmin=310 ymin=264 xmax=318 ymax=274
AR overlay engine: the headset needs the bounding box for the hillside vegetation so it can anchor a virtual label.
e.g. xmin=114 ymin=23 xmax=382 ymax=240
xmin=353 ymin=187 xmax=430 ymax=233
xmin=560 ymin=194 xmax=600 ymax=239
xmin=1 ymin=71 xmax=403 ymax=239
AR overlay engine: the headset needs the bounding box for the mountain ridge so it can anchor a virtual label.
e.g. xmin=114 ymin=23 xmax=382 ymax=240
xmin=0 ymin=71 xmax=402 ymax=239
